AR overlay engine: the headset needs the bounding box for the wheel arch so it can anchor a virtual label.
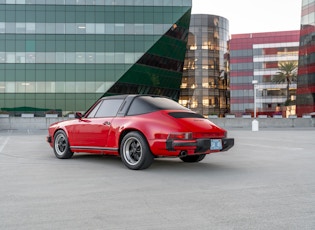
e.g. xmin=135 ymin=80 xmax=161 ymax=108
xmin=53 ymin=128 xmax=71 ymax=145
xmin=118 ymin=128 xmax=151 ymax=154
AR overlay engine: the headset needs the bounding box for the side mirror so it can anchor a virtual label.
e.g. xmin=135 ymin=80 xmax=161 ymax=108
xmin=75 ymin=112 xmax=82 ymax=119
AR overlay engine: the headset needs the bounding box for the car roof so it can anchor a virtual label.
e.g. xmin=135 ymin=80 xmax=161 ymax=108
xmin=99 ymin=94 xmax=189 ymax=116
xmin=100 ymin=94 xmax=131 ymax=100
xmin=100 ymin=94 xmax=165 ymax=100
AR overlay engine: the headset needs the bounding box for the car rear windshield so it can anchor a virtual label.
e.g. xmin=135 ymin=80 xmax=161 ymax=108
xmin=168 ymin=112 xmax=204 ymax=119
xmin=127 ymin=96 xmax=189 ymax=115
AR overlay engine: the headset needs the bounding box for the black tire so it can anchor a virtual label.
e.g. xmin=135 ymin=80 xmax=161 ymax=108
xmin=120 ymin=131 xmax=154 ymax=170
xmin=180 ymin=154 xmax=206 ymax=163
xmin=53 ymin=130 xmax=73 ymax=159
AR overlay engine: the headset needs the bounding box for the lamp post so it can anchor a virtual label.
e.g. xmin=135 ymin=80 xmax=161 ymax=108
xmin=252 ymin=80 xmax=259 ymax=131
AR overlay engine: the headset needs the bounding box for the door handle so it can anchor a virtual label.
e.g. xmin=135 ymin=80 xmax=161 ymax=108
xmin=103 ymin=121 xmax=111 ymax=126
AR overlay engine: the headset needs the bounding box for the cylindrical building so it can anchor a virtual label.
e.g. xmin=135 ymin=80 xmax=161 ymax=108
xmin=179 ymin=14 xmax=230 ymax=117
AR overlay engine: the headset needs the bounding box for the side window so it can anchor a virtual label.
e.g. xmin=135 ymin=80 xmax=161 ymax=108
xmin=86 ymin=101 xmax=102 ymax=118
xmin=94 ymin=99 xmax=124 ymax=118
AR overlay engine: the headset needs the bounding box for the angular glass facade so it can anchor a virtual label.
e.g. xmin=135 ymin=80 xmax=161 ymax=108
xmin=0 ymin=0 xmax=191 ymax=116
xmin=297 ymin=0 xmax=315 ymax=116
xmin=179 ymin=14 xmax=230 ymax=117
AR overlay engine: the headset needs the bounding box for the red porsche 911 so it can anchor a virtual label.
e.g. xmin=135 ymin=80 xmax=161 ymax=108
xmin=47 ymin=95 xmax=234 ymax=170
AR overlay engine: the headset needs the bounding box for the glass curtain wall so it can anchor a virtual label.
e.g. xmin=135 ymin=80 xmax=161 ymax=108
xmin=0 ymin=0 xmax=192 ymax=116
xmin=297 ymin=0 xmax=315 ymax=116
xmin=179 ymin=14 xmax=230 ymax=117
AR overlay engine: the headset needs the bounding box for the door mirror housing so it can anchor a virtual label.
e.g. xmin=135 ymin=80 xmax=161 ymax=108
xmin=75 ymin=112 xmax=82 ymax=119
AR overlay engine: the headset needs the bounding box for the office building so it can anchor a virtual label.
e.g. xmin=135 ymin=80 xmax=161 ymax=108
xmin=229 ymin=31 xmax=300 ymax=117
xmin=297 ymin=0 xmax=315 ymax=116
xmin=179 ymin=14 xmax=230 ymax=117
xmin=0 ymin=0 xmax=192 ymax=116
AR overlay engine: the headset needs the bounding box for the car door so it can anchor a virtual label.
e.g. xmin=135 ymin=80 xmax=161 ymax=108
xmin=69 ymin=98 xmax=124 ymax=149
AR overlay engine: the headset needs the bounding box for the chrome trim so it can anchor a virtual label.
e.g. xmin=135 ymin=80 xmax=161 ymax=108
xmin=70 ymin=146 xmax=118 ymax=151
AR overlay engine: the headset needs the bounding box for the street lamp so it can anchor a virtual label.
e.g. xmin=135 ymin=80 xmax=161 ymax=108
xmin=252 ymin=80 xmax=259 ymax=131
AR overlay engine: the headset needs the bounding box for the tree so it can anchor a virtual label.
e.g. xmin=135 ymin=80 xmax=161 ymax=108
xmin=272 ymin=62 xmax=297 ymax=105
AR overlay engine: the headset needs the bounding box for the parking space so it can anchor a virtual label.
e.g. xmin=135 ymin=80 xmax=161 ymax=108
xmin=0 ymin=129 xmax=315 ymax=229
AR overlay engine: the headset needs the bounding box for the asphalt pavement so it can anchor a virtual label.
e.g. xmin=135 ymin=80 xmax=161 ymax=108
xmin=0 ymin=128 xmax=314 ymax=230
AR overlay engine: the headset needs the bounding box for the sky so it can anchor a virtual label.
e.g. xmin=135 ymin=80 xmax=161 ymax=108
xmin=191 ymin=0 xmax=302 ymax=35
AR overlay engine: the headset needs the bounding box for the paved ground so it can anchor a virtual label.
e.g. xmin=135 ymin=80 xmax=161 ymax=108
xmin=0 ymin=128 xmax=314 ymax=230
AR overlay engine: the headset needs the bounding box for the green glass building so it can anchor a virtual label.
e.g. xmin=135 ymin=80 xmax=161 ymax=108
xmin=0 ymin=0 xmax=191 ymax=116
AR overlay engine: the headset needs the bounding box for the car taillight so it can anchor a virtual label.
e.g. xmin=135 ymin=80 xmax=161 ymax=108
xmin=168 ymin=132 xmax=193 ymax=140
xmin=192 ymin=132 xmax=226 ymax=139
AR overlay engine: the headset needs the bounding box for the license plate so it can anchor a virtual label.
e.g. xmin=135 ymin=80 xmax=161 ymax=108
xmin=210 ymin=139 xmax=222 ymax=150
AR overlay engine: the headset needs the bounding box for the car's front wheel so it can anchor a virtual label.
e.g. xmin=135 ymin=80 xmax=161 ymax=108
xmin=180 ymin=154 xmax=206 ymax=163
xmin=120 ymin=131 xmax=154 ymax=170
xmin=53 ymin=130 xmax=73 ymax=159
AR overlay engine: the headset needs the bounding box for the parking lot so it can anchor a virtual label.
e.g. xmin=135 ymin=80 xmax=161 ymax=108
xmin=0 ymin=128 xmax=315 ymax=230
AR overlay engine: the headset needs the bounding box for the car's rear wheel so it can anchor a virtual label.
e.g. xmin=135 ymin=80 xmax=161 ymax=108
xmin=180 ymin=154 xmax=206 ymax=163
xmin=120 ymin=131 xmax=154 ymax=170
xmin=53 ymin=130 xmax=73 ymax=159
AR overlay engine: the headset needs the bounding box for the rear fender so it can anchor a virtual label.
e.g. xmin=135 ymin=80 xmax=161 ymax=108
xmin=118 ymin=129 xmax=151 ymax=154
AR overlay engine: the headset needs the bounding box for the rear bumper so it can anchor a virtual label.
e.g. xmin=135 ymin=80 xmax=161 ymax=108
xmin=221 ymin=138 xmax=234 ymax=151
xmin=166 ymin=138 xmax=234 ymax=153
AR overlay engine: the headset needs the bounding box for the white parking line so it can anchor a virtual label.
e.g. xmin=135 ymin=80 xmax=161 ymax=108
xmin=0 ymin=136 xmax=10 ymax=153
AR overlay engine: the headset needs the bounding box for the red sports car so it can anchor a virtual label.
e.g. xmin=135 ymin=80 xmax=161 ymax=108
xmin=47 ymin=95 xmax=234 ymax=170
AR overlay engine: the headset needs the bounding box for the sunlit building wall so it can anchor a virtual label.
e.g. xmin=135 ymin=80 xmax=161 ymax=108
xmin=229 ymin=31 xmax=300 ymax=117
xmin=297 ymin=0 xmax=315 ymax=116
xmin=0 ymin=0 xmax=192 ymax=116
xmin=179 ymin=14 xmax=230 ymax=117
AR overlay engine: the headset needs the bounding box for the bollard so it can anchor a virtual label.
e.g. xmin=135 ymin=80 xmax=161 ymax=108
xmin=252 ymin=119 xmax=259 ymax=131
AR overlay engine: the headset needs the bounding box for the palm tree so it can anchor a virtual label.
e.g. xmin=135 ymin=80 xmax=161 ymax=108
xmin=272 ymin=62 xmax=297 ymax=105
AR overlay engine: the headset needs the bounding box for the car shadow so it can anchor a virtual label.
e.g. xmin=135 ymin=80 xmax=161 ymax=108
xmin=71 ymin=154 xmax=123 ymax=166
xmin=151 ymin=158 xmax=239 ymax=173
xmin=69 ymin=153 xmax=239 ymax=173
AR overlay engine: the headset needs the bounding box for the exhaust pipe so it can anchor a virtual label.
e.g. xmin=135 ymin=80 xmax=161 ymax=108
xmin=179 ymin=151 xmax=187 ymax=157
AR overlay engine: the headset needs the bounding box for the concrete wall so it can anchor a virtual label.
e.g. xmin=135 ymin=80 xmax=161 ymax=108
xmin=0 ymin=117 xmax=69 ymax=130
xmin=0 ymin=117 xmax=314 ymax=130
xmin=209 ymin=117 xmax=315 ymax=129
xmin=210 ymin=118 xmax=315 ymax=129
